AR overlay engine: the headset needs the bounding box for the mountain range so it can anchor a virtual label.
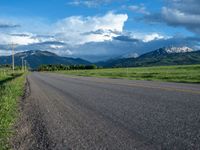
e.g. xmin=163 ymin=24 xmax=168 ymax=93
xmin=97 ymin=47 xmax=200 ymax=67
xmin=0 ymin=50 xmax=90 ymax=69
xmin=0 ymin=47 xmax=200 ymax=69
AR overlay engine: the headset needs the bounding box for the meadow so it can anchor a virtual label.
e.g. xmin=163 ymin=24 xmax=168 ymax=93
xmin=59 ymin=64 xmax=200 ymax=83
xmin=0 ymin=68 xmax=25 ymax=149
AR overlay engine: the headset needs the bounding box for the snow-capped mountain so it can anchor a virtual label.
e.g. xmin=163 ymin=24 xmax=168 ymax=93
xmin=165 ymin=46 xmax=193 ymax=53
xmin=120 ymin=46 xmax=193 ymax=59
xmin=98 ymin=47 xmax=200 ymax=67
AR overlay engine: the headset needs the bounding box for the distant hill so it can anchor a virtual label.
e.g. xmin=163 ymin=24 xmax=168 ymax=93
xmin=98 ymin=47 xmax=200 ymax=67
xmin=0 ymin=50 xmax=91 ymax=69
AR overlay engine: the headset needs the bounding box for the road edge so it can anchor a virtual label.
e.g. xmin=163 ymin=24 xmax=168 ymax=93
xmin=11 ymin=76 xmax=54 ymax=150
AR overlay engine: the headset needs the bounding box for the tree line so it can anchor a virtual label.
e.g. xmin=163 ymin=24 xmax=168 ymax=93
xmin=0 ymin=64 xmax=22 ymax=70
xmin=38 ymin=64 xmax=99 ymax=71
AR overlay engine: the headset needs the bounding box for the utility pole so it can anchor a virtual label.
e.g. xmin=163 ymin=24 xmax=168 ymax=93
xmin=24 ymin=60 xmax=27 ymax=71
xmin=12 ymin=43 xmax=15 ymax=73
xmin=0 ymin=50 xmax=5 ymax=76
xmin=0 ymin=49 xmax=1 ymax=76
xmin=21 ymin=57 xmax=24 ymax=72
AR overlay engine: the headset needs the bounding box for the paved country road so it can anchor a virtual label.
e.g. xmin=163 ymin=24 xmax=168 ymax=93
xmin=15 ymin=72 xmax=200 ymax=150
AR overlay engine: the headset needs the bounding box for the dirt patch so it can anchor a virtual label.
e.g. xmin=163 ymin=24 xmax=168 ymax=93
xmin=11 ymin=77 xmax=54 ymax=150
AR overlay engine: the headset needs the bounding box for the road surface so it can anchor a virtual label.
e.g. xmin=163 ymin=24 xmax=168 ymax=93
xmin=22 ymin=72 xmax=200 ymax=149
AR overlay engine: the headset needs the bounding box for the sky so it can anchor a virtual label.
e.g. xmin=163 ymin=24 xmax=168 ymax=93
xmin=0 ymin=0 xmax=200 ymax=61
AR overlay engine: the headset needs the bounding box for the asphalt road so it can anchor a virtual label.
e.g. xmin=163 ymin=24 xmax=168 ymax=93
xmin=25 ymin=72 xmax=200 ymax=150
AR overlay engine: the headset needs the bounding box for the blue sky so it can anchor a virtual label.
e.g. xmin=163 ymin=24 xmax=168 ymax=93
xmin=0 ymin=0 xmax=200 ymax=61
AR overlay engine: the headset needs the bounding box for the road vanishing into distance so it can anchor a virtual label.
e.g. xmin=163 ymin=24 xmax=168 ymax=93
xmin=24 ymin=72 xmax=200 ymax=149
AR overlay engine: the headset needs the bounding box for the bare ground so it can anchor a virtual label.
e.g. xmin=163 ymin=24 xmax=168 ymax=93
xmin=11 ymin=78 xmax=56 ymax=150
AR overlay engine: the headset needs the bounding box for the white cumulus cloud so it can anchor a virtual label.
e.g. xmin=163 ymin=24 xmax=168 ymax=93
xmin=0 ymin=33 xmax=39 ymax=45
xmin=130 ymin=32 xmax=168 ymax=42
xmin=50 ymin=45 xmax=64 ymax=49
xmin=54 ymin=12 xmax=128 ymax=45
xmin=143 ymin=33 xmax=165 ymax=42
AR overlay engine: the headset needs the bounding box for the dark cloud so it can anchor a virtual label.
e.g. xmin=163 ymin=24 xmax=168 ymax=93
xmin=10 ymin=33 xmax=30 ymax=37
xmin=36 ymin=41 xmax=66 ymax=45
xmin=82 ymin=29 xmax=105 ymax=35
xmin=167 ymin=0 xmax=200 ymax=15
xmin=69 ymin=36 xmax=199 ymax=62
xmin=72 ymin=40 xmax=137 ymax=61
xmin=82 ymin=29 xmax=122 ymax=37
xmin=0 ymin=24 xmax=20 ymax=28
xmin=143 ymin=0 xmax=200 ymax=34
xmin=35 ymin=34 xmax=55 ymax=38
xmin=113 ymin=35 xmax=139 ymax=42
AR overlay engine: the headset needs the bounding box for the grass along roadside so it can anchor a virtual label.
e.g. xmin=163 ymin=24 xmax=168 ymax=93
xmin=0 ymin=72 xmax=25 ymax=149
xmin=58 ymin=64 xmax=200 ymax=83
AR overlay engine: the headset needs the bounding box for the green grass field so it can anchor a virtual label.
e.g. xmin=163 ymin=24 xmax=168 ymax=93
xmin=59 ymin=64 xmax=200 ymax=83
xmin=0 ymin=69 xmax=25 ymax=149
